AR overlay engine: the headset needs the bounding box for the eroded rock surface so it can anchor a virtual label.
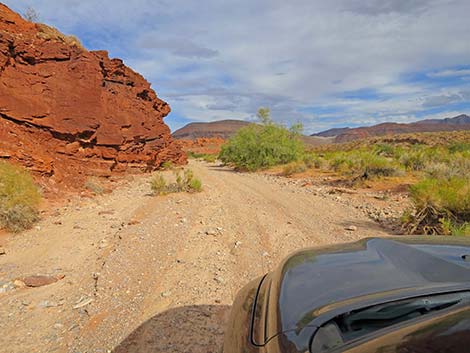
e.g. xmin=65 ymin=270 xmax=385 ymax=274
xmin=0 ymin=4 xmax=185 ymax=189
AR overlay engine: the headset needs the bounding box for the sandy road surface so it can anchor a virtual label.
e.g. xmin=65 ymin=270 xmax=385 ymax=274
xmin=0 ymin=160 xmax=389 ymax=353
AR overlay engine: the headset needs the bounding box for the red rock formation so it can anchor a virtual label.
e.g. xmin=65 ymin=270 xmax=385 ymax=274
xmin=0 ymin=4 xmax=185 ymax=190
xmin=174 ymin=137 xmax=226 ymax=155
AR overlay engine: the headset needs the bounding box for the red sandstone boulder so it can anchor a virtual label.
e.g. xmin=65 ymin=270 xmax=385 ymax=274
xmin=0 ymin=4 xmax=186 ymax=189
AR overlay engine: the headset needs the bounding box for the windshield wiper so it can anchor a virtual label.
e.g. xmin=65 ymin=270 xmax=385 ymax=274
xmin=311 ymin=291 xmax=470 ymax=353
xmin=343 ymin=295 xmax=463 ymax=331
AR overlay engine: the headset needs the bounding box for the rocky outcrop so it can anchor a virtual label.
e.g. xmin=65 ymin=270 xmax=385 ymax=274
xmin=0 ymin=4 xmax=185 ymax=189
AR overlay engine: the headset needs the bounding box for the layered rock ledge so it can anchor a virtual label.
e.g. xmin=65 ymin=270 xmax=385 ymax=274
xmin=0 ymin=4 xmax=185 ymax=189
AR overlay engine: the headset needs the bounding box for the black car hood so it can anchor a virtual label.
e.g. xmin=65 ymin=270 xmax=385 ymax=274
xmin=264 ymin=237 xmax=470 ymax=347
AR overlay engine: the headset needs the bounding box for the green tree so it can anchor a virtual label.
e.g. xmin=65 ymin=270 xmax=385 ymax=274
xmin=219 ymin=107 xmax=305 ymax=171
xmin=257 ymin=107 xmax=272 ymax=125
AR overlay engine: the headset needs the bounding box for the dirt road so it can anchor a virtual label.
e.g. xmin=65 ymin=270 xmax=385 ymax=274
xmin=0 ymin=161 xmax=390 ymax=353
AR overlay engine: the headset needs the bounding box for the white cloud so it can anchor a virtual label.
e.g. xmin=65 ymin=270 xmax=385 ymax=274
xmin=427 ymin=69 xmax=470 ymax=78
xmin=7 ymin=0 xmax=470 ymax=133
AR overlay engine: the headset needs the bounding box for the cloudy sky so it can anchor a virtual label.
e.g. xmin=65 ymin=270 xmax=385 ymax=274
xmin=7 ymin=0 xmax=470 ymax=133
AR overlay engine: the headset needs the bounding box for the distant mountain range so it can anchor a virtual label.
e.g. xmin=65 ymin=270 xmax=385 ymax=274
xmin=172 ymin=120 xmax=251 ymax=140
xmin=312 ymin=114 xmax=470 ymax=143
xmin=172 ymin=119 xmax=332 ymax=146
xmin=172 ymin=114 xmax=470 ymax=144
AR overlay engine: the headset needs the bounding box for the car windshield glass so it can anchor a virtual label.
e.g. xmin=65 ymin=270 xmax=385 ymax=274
xmin=311 ymin=291 xmax=470 ymax=353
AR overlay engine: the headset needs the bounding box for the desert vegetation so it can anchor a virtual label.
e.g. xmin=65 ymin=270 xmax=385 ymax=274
xmin=150 ymin=168 xmax=202 ymax=195
xmin=0 ymin=161 xmax=41 ymax=232
xmin=220 ymin=108 xmax=470 ymax=236
xmin=219 ymin=108 xmax=304 ymax=171
xmin=36 ymin=23 xmax=85 ymax=49
xmin=187 ymin=152 xmax=217 ymax=163
xmin=300 ymin=132 xmax=470 ymax=236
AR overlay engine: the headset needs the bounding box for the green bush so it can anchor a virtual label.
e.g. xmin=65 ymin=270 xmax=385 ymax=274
xmin=328 ymin=152 xmax=355 ymax=174
xmin=150 ymin=169 xmax=202 ymax=195
xmin=374 ymin=143 xmax=398 ymax=158
xmin=160 ymin=161 xmax=175 ymax=170
xmin=187 ymin=151 xmax=201 ymax=159
xmin=302 ymin=153 xmax=323 ymax=169
xmin=325 ymin=150 xmax=402 ymax=178
xmin=219 ymin=109 xmax=304 ymax=171
xmin=202 ymin=154 xmax=217 ymax=163
xmin=399 ymin=150 xmax=427 ymax=171
xmin=360 ymin=153 xmax=403 ymax=178
xmin=187 ymin=152 xmax=217 ymax=163
xmin=450 ymin=223 xmax=470 ymax=236
xmin=175 ymin=169 xmax=202 ymax=193
xmin=403 ymin=177 xmax=470 ymax=234
xmin=449 ymin=142 xmax=470 ymax=154
xmin=188 ymin=177 xmax=202 ymax=192
xmin=150 ymin=175 xmax=168 ymax=195
xmin=0 ymin=162 xmax=41 ymax=232
xmin=282 ymin=161 xmax=307 ymax=176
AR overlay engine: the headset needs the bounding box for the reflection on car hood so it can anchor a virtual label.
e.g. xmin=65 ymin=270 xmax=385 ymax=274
xmin=269 ymin=237 xmax=470 ymax=344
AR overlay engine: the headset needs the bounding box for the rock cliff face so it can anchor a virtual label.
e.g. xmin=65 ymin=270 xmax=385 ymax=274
xmin=0 ymin=4 xmax=185 ymax=189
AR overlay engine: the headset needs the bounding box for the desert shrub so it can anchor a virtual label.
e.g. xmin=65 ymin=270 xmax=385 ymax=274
xmin=374 ymin=143 xmax=397 ymax=158
xmin=325 ymin=150 xmax=402 ymax=178
xmin=173 ymin=169 xmax=202 ymax=193
xmin=424 ymin=153 xmax=470 ymax=179
xmin=36 ymin=23 xmax=85 ymax=50
xmin=160 ymin=161 xmax=175 ymax=170
xmin=424 ymin=162 xmax=452 ymax=179
xmin=450 ymin=223 xmax=470 ymax=236
xmin=0 ymin=162 xmax=41 ymax=232
xmin=150 ymin=175 xmax=168 ymax=195
xmin=282 ymin=161 xmax=307 ymax=176
xmin=219 ymin=108 xmax=304 ymax=171
xmin=150 ymin=169 xmax=202 ymax=195
xmin=302 ymin=153 xmax=323 ymax=169
xmin=187 ymin=152 xmax=217 ymax=163
xmin=202 ymin=154 xmax=217 ymax=163
xmin=84 ymin=178 xmax=104 ymax=195
xmin=188 ymin=177 xmax=202 ymax=192
xmin=403 ymin=177 xmax=470 ymax=234
xmin=328 ymin=152 xmax=355 ymax=174
xmin=449 ymin=142 xmax=470 ymax=154
xmin=64 ymin=35 xmax=84 ymax=49
xmin=359 ymin=153 xmax=403 ymax=178
xmin=399 ymin=150 xmax=427 ymax=171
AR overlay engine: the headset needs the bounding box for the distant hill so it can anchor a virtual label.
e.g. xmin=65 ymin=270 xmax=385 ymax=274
xmin=415 ymin=114 xmax=470 ymax=125
xmin=173 ymin=114 xmax=470 ymax=145
xmin=311 ymin=127 xmax=351 ymax=137
xmin=311 ymin=114 xmax=470 ymax=143
xmin=172 ymin=120 xmax=251 ymax=139
xmin=173 ymin=119 xmax=334 ymax=146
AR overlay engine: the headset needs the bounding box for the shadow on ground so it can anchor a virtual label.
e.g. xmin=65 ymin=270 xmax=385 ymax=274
xmin=112 ymin=305 xmax=231 ymax=353
xmin=207 ymin=165 xmax=239 ymax=173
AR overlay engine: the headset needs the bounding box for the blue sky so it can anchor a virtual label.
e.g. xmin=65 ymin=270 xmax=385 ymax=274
xmin=6 ymin=0 xmax=470 ymax=134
